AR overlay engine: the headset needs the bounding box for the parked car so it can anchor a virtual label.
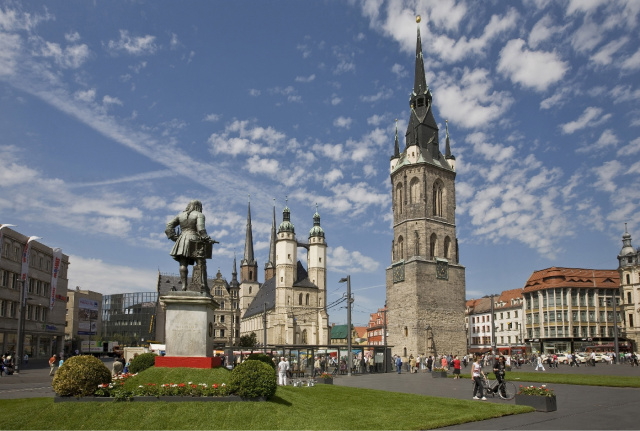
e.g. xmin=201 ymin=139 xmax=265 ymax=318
xmin=556 ymin=353 xmax=569 ymax=364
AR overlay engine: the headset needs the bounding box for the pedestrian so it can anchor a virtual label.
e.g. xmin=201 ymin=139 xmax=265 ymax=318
xmin=492 ymin=356 xmax=507 ymax=396
xmin=277 ymin=357 xmax=289 ymax=386
xmin=112 ymin=354 xmax=124 ymax=376
xmin=395 ymin=355 xmax=402 ymax=374
xmin=472 ymin=356 xmax=486 ymax=400
xmin=534 ymin=354 xmax=545 ymax=371
xmin=427 ymin=355 xmax=433 ymax=372
xmin=49 ymin=354 xmax=57 ymax=376
xmin=441 ymin=355 xmax=448 ymax=370
xmin=452 ymin=355 xmax=461 ymax=379
xmin=409 ymin=355 xmax=416 ymax=373
xmin=23 ymin=353 xmax=28 ymax=367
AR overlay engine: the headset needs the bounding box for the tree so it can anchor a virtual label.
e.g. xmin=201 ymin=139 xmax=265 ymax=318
xmin=238 ymin=332 xmax=257 ymax=348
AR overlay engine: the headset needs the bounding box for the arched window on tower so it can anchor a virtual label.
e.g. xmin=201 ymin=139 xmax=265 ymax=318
xmin=430 ymin=233 xmax=438 ymax=259
xmin=433 ymin=181 xmax=443 ymax=217
xmin=396 ymin=183 xmax=403 ymax=214
xmin=627 ymin=274 xmax=631 ymax=285
xmin=444 ymin=236 xmax=451 ymax=260
xmin=414 ymin=231 xmax=420 ymax=256
xmin=305 ymin=293 xmax=309 ymax=305
xmin=398 ymin=236 xmax=404 ymax=260
xmin=299 ymin=293 xmax=303 ymax=305
xmin=409 ymin=177 xmax=421 ymax=204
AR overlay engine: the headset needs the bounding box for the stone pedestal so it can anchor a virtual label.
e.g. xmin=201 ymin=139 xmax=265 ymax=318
xmin=157 ymin=292 xmax=218 ymax=368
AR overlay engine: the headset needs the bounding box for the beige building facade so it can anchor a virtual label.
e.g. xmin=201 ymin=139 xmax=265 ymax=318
xmin=618 ymin=227 xmax=640 ymax=351
xmin=239 ymin=203 xmax=330 ymax=346
xmin=65 ymin=288 xmax=102 ymax=346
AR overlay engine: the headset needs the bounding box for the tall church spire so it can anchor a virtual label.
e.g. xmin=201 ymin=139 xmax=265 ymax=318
xmin=393 ymin=119 xmax=400 ymax=158
xmin=241 ymin=196 xmax=256 ymax=266
xmin=241 ymin=196 xmax=257 ymax=282
xmin=264 ymin=199 xmax=277 ymax=280
xmin=413 ymin=16 xmax=428 ymax=97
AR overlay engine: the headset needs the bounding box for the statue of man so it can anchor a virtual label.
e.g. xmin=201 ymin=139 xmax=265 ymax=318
xmin=165 ymin=200 xmax=216 ymax=291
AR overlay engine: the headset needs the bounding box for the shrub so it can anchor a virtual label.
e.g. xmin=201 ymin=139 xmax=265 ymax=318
xmin=246 ymin=353 xmax=276 ymax=370
xmin=129 ymin=352 xmax=157 ymax=374
xmin=228 ymin=359 xmax=277 ymax=399
xmin=52 ymin=355 xmax=112 ymax=397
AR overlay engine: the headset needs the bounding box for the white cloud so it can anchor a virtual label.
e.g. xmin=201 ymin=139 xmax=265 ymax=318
xmin=313 ymin=143 xmax=343 ymax=160
xmin=621 ymin=47 xmax=640 ymax=70
xmin=208 ymin=120 xmax=287 ymax=157
xmin=528 ymin=14 xmax=564 ymax=48
xmin=328 ymin=246 xmax=379 ymax=273
xmin=102 ymin=95 xmax=123 ymax=106
xmin=330 ymin=94 xmax=342 ymax=105
xmin=566 ymin=0 xmax=608 ymax=15
xmin=391 ymin=63 xmax=407 ymax=78
xmin=248 ymin=88 xmax=261 ymax=97
xmin=323 ymin=168 xmax=343 ymax=186
xmin=68 ymin=255 xmax=157 ymax=294
xmin=590 ymin=36 xmax=629 ymax=66
xmin=170 ymin=33 xmax=179 ymax=49
xmin=203 ymin=113 xmax=221 ymax=122
xmin=576 ymin=129 xmax=619 ymax=154
xmin=37 ymin=40 xmax=90 ymax=69
xmin=65 ymin=31 xmax=80 ymax=42
xmin=593 ymin=160 xmax=622 ymax=192
xmin=360 ymin=88 xmax=393 ymax=103
xmin=246 ymin=155 xmax=280 ymax=175
xmin=74 ymin=88 xmax=96 ymax=103
xmin=107 ymin=30 xmax=158 ymax=55
xmin=295 ymin=74 xmax=315 ymax=83
xmin=497 ymin=39 xmax=568 ymax=91
xmin=617 ymin=137 xmax=640 ymax=157
xmin=571 ymin=19 xmax=603 ymax=53
xmin=334 ymin=116 xmax=353 ymax=129
xmin=560 ymin=107 xmax=611 ymax=134
xmin=540 ymin=87 xmax=572 ymax=110
xmin=435 ymin=68 xmax=513 ymax=129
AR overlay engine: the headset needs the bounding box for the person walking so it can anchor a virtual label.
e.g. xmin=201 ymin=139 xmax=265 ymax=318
xmin=48 ymin=354 xmax=57 ymax=376
xmin=395 ymin=355 xmax=402 ymax=374
xmin=452 ymin=355 xmax=461 ymax=379
xmin=277 ymin=357 xmax=289 ymax=386
xmin=534 ymin=354 xmax=546 ymax=371
xmin=472 ymin=356 xmax=486 ymax=400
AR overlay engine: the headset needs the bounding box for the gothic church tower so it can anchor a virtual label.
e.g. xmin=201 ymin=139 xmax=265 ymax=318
xmin=385 ymin=16 xmax=467 ymax=358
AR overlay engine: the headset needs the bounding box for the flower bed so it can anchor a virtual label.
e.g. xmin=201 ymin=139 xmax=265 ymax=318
xmin=517 ymin=384 xmax=554 ymax=397
xmin=515 ymin=384 xmax=557 ymax=412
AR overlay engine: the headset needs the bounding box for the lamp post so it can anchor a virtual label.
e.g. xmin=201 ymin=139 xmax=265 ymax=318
xmin=339 ymin=276 xmax=352 ymax=377
xmin=382 ymin=302 xmax=387 ymax=373
xmin=15 ymin=278 xmax=26 ymax=374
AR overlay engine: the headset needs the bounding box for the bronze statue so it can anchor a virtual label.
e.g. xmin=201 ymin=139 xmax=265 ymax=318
xmin=165 ymin=200 xmax=217 ymax=292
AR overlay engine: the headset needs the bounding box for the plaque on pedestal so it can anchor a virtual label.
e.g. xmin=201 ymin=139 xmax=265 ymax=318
xmin=158 ymin=292 xmax=219 ymax=367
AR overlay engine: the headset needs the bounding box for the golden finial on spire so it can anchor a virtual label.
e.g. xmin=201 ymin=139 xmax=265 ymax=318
xmin=416 ymin=15 xmax=421 ymax=23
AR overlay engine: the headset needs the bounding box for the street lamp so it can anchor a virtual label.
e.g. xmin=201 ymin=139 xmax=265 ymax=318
xmin=339 ymin=276 xmax=352 ymax=377
xmin=15 ymin=279 xmax=27 ymax=374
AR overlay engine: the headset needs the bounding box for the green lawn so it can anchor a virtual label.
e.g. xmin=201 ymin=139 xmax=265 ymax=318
xmin=457 ymin=372 xmax=640 ymax=388
xmin=0 ymin=367 xmax=532 ymax=430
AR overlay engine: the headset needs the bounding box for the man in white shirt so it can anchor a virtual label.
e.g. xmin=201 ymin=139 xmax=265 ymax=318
xmin=278 ymin=357 xmax=289 ymax=386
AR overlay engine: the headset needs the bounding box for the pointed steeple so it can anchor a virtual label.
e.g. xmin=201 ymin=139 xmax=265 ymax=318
xmin=413 ymin=16 xmax=428 ymax=97
xmin=230 ymin=252 xmax=239 ymax=288
xmin=393 ymin=119 xmax=400 ymax=158
xmin=445 ymin=120 xmax=454 ymax=159
xmin=241 ymin=196 xmax=256 ymax=266
xmin=264 ymin=199 xmax=277 ymax=280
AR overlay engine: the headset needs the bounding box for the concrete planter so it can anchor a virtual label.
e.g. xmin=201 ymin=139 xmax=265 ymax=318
xmin=514 ymin=394 xmax=557 ymax=412
xmin=431 ymin=371 xmax=448 ymax=378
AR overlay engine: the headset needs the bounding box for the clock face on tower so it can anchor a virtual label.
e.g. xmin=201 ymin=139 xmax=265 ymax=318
xmin=436 ymin=259 xmax=448 ymax=280
xmin=392 ymin=261 xmax=405 ymax=283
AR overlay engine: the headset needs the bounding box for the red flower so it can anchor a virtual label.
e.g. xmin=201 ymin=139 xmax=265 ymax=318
xmin=178 ymin=383 xmax=186 ymax=387
xmin=213 ymin=383 xmax=218 ymax=389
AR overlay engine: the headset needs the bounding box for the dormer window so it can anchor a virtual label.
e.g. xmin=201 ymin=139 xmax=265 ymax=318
xmin=417 ymin=97 xmax=424 ymax=107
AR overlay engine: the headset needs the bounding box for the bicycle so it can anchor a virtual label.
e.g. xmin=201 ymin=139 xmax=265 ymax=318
xmin=472 ymin=374 xmax=516 ymax=400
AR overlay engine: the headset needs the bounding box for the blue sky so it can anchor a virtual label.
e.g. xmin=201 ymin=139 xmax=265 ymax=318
xmin=1 ymin=0 xmax=639 ymax=326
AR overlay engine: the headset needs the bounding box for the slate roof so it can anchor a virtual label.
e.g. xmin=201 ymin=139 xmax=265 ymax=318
xmin=523 ymin=267 xmax=619 ymax=293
